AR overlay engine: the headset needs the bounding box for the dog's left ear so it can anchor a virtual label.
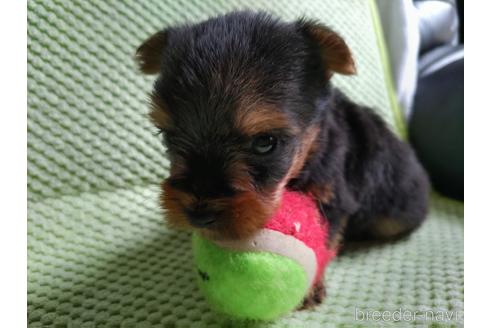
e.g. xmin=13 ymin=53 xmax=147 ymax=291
xmin=297 ymin=20 xmax=356 ymax=78
xmin=135 ymin=30 xmax=168 ymax=75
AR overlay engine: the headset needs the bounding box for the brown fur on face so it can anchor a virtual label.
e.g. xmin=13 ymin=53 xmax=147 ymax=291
xmin=151 ymin=99 xmax=287 ymax=238
xmin=227 ymin=161 xmax=256 ymax=193
xmin=157 ymin=104 xmax=314 ymax=239
xmin=161 ymin=177 xmax=279 ymax=240
xmin=149 ymin=92 xmax=172 ymax=131
xmin=235 ymin=105 xmax=297 ymax=136
xmin=284 ymin=125 xmax=320 ymax=182
xmin=160 ymin=119 xmax=321 ymax=239
xmin=216 ymin=190 xmax=277 ymax=239
xmin=160 ymin=180 xmax=195 ymax=230
xmin=153 ymin=80 xmax=325 ymax=241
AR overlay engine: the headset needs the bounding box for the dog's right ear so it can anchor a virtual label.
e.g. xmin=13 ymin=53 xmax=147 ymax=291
xmin=296 ymin=19 xmax=356 ymax=79
xmin=135 ymin=30 xmax=168 ymax=75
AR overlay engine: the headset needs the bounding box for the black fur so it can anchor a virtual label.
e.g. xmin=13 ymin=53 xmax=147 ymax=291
xmin=154 ymin=12 xmax=313 ymax=196
xmin=139 ymin=11 xmax=430 ymax=241
xmin=288 ymin=89 xmax=430 ymax=240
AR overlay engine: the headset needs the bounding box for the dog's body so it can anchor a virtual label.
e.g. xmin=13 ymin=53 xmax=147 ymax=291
xmin=136 ymin=11 xmax=430 ymax=306
xmin=288 ymin=89 xmax=429 ymax=243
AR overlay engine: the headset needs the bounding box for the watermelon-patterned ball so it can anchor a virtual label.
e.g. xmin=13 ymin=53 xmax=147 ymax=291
xmin=192 ymin=190 xmax=337 ymax=320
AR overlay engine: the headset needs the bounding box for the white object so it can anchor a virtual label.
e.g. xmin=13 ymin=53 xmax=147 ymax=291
xmin=376 ymin=0 xmax=421 ymax=118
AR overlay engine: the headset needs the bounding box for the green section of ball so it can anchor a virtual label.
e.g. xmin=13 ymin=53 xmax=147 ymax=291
xmin=192 ymin=233 xmax=309 ymax=320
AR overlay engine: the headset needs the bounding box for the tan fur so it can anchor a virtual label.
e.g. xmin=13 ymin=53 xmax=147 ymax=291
xmin=148 ymin=92 xmax=172 ymax=130
xmin=308 ymin=183 xmax=334 ymax=204
xmin=162 ymin=185 xmax=276 ymax=240
xmin=222 ymin=191 xmax=276 ymax=239
xmin=305 ymin=24 xmax=356 ymax=78
xmin=285 ymin=125 xmax=320 ymax=181
xmin=328 ymin=216 xmax=349 ymax=250
xmin=270 ymin=125 xmax=321 ymax=212
xmin=235 ymin=105 xmax=294 ymax=136
xmin=370 ymin=217 xmax=408 ymax=239
xmin=135 ymin=31 xmax=167 ymax=75
xmin=227 ymin=161 xmax=255 ymax=192
xmin=161 ymin=163 xmax=277 ymax=239
xmin=161 ymin=180 xmax=195 ymax=229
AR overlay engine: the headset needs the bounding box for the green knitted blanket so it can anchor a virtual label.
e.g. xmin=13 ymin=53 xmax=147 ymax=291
xmin=27 ymin=1 xmax=464 ymax=327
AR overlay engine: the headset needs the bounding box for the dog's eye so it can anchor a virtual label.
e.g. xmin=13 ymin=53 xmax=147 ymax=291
xmin=251 ymin=135 xmax=277 ymax=155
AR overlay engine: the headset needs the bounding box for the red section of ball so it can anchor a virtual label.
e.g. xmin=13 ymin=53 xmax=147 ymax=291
xmin=264 ymin=190 xmax=337 ymax=284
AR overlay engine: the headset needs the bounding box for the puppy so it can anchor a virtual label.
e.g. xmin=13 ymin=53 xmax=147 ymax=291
xmin=136 ymin=11 xmax=430 ymax=306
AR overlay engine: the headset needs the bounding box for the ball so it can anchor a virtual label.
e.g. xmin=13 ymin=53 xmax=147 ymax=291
xmin=192 ymin=191 xmax=336 ymax=320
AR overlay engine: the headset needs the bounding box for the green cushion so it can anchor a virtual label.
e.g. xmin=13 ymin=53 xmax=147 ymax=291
xmin=27 ymin=0 xmax=464 ymax=327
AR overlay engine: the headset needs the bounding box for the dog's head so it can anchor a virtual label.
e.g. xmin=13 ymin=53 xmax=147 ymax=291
xmin=136 ymin=11 xmax=355 ymax=239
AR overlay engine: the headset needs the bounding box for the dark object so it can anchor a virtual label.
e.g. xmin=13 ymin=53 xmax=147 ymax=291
xmin=409 ymin=45 xmax=463 ymax=200
xmin=457 ymin=0 xmax=463 ymax=42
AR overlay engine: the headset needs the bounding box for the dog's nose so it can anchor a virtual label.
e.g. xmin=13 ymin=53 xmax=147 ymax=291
xmin=185 ymin=208 xmax=218 ymax=228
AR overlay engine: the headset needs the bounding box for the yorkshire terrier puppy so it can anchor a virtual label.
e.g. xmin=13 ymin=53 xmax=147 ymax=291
xmin=136 ymin=11 xmax=430 ymax=306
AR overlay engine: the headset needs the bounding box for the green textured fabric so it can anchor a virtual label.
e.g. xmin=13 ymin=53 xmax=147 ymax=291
xmin=193 ymin=234 xmax=308 ymax=320
xmin=27 ymin=1 xmax=464 ymax=327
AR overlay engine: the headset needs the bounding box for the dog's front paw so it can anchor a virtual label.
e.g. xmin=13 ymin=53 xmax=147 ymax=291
xmin=298 ymin=280 xmax=326 ymax=310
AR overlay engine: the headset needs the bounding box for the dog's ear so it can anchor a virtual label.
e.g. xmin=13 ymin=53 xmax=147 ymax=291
xmin=297 ymin=20 xmax=356 ymax=78
xmin=135 ymin=30 xmax=168 ymax=75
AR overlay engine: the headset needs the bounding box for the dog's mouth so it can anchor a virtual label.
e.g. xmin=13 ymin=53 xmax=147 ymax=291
xmin=162 ymin=179 xmax=283 ymax=239
xmin=185 ymin=212 xmax=221 ymax=229
xmin=189 ymin=216 xmax=217 ymax=228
